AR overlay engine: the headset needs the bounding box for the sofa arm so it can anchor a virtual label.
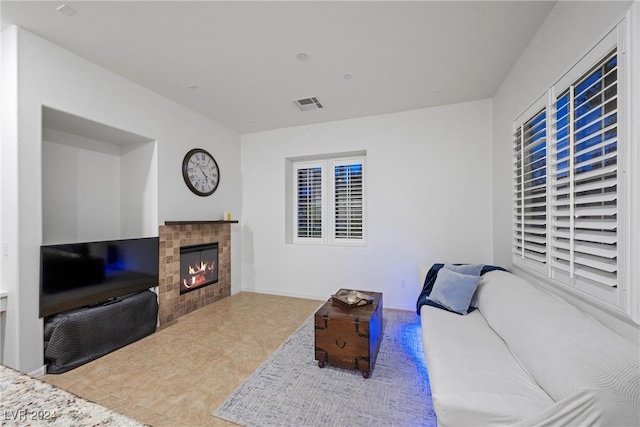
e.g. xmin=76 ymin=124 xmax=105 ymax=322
xmin=477 ymin=270 xmax=640 ymax=425
xmin=513 ymin=387 xmax=640 ymax=427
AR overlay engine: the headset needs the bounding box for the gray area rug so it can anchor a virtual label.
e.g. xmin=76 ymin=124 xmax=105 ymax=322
xmin=212 ymin=309 xmax=436 ymax=427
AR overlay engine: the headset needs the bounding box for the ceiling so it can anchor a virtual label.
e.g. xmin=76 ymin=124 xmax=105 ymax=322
xmin=1 ymin=1 xmax=556 ymax=134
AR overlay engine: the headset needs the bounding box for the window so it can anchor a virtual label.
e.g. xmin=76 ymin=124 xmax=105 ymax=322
xmin=550 ymin=49 xmax=619 ymax=288
xmin=512 ymin=23 xmax=627 ymax=308
xmin=333 ymin=160 xmax=364 ymax=240
xmin=292 ymin=155 xmax=366 ymax=245
xmin=513 ymin=106 xmax=548 ymax=270
xmin=295 ymin=162 xmax=323 ymax=239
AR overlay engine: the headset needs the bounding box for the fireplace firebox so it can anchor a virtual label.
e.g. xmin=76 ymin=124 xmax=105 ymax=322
xmin=179 ymin=242 xmax=219 ymax=294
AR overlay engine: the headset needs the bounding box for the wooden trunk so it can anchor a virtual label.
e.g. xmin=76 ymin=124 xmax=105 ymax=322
xmin=314 ymin=291 xmax=383 ymax=378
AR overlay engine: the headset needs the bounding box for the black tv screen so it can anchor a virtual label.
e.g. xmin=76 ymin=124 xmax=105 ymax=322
xmin=40 ymin=237 xmax=159 ymax=317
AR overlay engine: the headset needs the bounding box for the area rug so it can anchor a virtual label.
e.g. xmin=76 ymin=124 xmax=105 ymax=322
xmin=212 ymin=309 xmax=436 ymax=427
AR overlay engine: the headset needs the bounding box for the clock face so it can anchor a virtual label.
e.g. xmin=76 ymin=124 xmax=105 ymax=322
xmin=182 ymin=148 xmax=220 ymax=196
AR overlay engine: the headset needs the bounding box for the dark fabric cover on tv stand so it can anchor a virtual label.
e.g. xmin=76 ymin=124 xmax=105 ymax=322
xmin=44 ymin=290 xmax=158 ymax=374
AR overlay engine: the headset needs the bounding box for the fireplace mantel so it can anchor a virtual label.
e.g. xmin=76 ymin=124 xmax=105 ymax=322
xmin=164 ymin=220 xmax=238 ymax=225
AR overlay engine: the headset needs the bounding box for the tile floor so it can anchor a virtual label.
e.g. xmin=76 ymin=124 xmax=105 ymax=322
xmin=41 ymin=292 xmax=323 ymax=426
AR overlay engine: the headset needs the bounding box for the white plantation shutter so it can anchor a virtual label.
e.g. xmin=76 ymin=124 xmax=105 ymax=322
xmin=295 ymin=162 xmax=323 ymax=240
xmin=511 ymin=21 xmax=632 ymax=314
xmin=332 ymin=159 xmax=364 ymax=241
xmin=550 ymin=89 xmax=573 ymax=275
xmin=292 ymin=154 xmax=366 ymax=245
xmin=551 ymin=49 xmax=619 ymax=288
xmin=513 ymin=105 xmax=548 ymax=270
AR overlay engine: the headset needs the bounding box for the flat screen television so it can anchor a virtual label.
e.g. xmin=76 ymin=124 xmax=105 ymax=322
xmin=40 ymin=237 xmax=159 ymax=318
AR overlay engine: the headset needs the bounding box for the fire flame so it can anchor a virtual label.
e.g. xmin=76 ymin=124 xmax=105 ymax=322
xmin=182 ymin=260 xmax=216 ymax=289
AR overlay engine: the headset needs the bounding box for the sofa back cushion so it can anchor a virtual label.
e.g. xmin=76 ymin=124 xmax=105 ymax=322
xmin=477 ymin=271 xmax=640 ymax=424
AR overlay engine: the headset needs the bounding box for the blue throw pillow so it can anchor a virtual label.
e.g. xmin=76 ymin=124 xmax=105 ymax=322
xmin=428 ymin=268 xmax=481 ymax=315
xmin=416 ymin=263 xmax=508 ymax=315
xmin=444 ymin=263 xmax=483 ymax=276
xmin=444 ymin=263 xmax=483 ymax=307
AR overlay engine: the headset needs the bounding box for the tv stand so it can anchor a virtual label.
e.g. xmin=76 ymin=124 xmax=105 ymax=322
xmin=44 ymin=290 xmax=158 ymax=374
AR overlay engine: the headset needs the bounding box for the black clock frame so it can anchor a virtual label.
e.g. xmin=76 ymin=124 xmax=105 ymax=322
xmin=182 ymin=148 xmax=220 ymax=197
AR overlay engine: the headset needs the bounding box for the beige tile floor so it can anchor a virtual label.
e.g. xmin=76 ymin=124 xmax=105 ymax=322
xmin=42 ymin=292 xmax=323 ymax=427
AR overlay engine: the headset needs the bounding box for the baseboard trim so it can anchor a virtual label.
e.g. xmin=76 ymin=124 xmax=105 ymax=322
xmin=241 ymin=288 xmax=414 ymax=312
xmin=242 ymin=287 xmax=326 ymax=303
xmin=28 ymin=365 xmax=47 ymax=378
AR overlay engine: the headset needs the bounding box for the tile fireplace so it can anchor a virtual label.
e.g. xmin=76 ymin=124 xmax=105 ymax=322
xmin=158 ymin=221 xmax=234 ymax=325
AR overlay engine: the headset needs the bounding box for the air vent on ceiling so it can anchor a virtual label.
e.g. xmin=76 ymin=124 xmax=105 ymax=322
xmin=293 ymin=97 xmax=323 ymax=111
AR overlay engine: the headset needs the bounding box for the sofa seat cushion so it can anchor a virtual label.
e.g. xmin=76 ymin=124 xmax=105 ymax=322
xmin=420 ymin=305 xmax=554 ymax=427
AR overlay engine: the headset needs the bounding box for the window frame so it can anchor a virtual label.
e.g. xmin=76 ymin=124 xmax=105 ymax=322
xmin=511 ymin=19 xmax=631 ymax=315
xmin=291 ymin=154 xmax=367 ymax=246
xmin=549 ymin=44 xmax=622 ymax=301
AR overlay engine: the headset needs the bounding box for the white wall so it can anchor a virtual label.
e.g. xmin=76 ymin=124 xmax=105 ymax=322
xmin=1 ymin=27 xmax=19 ymax=368
xmin=0 ymin=27 xmax=242 ymax=373
xmin=492 ymin=0 xmax=639 ymax=339
xmin=42 ymin=128 xmax=158 ymax=243
xmin=241 ymin=100 xmax=494 ymax=311
xmin=42 ymin=129 xmax=122 ymax=244
xmin=120 ymin=140 xmax=158 ymax=239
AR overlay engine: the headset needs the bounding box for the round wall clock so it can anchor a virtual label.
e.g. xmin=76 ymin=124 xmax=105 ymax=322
xmin=182 ymin=148 xmax=220 ymax=196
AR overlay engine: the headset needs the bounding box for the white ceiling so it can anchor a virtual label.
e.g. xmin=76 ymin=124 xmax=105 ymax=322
xmin=1 ymin=1 xmax=556 ymax=134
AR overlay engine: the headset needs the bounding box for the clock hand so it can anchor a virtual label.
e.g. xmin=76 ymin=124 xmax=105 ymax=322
xmin=197 ymin=165 xmax=210 ymax=181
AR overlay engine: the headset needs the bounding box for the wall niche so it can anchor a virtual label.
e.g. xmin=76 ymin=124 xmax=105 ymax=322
xmin=41 ymin=107 xmax=158 ymax=244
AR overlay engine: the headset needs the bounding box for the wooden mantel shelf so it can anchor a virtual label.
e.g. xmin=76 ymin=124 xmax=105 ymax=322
xmin=164 ymin=220 xmax=238 ymax=225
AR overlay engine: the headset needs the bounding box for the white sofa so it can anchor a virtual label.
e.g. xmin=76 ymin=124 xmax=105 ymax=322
xmin=419 ymin=268 xmax=640 ymax=426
